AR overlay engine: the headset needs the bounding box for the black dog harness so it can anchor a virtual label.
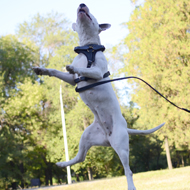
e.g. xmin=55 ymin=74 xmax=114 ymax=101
xmin=74 ymin=44 xmax=110 ymax=83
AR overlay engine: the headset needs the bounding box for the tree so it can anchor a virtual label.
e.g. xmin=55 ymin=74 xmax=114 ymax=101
xmin=0 ymin=35 xmax=37 ymax=97
xmin=0 ymin=35 xmax=40 ymax=189
xmin=120 ymin=0 xmax=190 ymax=167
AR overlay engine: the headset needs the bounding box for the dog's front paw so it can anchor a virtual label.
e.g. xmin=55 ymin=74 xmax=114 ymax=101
xmin=56 ymin=162 xmax=67 ymax=168
xmin=33 ymin=67 xmax=49 ymax=76
xmin=66 ymin=65 xmax=76 ymax=74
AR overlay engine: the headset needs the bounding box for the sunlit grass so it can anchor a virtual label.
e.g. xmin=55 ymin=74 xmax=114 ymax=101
xmin=39 ymin=166 xmax=190 ymax=190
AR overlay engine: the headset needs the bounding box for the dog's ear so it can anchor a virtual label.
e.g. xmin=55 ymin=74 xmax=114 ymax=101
xmin=99 ymin=24 xmax=111 ymax=33
xmin=72 ymin=23 xmax=77 ymax=32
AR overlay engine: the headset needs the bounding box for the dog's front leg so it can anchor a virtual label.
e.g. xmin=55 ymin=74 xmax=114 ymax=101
xmin=66 ymin=65 xmax=103 ymax=80
xmin=33 ymin=67 xmax=76 ymax=86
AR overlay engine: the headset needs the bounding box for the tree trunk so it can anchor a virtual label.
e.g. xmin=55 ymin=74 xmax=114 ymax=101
xmin=57 ymin=176 xmax=61 ymax=184
xmin=20 ymin=162 xmax=24 ymax=188
xmin=76 ymin=174 xmax=80 ymax=182
xmin=49 ymin=166 xmax=53 ymax=186
xmin=156 ymin=153 xmax=160 ymax=170
xmin=5 ymin=182 xmax=8 ymax=190
xmin=181 ymin=155 xmax=184 ymax=167
xmin=45 ymin=168 xmax=49 ymax=186
xmin=87 ymin=167 xmax=93 ymax=181
xmin=165 ymin=136 xmax=173 ymax=170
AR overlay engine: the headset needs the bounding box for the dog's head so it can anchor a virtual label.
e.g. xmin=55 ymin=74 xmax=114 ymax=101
xmin=72 ymin=3 xmax=111 ymax=46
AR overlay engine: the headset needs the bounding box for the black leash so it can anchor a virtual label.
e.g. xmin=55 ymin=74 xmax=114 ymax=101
xmin=75 ymin=76 xmax=190 ymax=113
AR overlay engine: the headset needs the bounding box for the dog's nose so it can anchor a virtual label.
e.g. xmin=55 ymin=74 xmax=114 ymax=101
xmin=79 ymin=3 xmax=86 ymax=8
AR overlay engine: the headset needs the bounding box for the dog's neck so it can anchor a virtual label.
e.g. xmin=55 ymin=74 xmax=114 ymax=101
xmin=76 ymin=20 xmax=101 ymax=46
xmin=77 ymin=29 xmax=101 ymax=46
xmin=79 ymin=34 xmax=101 ymax=46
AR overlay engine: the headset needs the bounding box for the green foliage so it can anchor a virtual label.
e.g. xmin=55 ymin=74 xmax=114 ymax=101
xmin=0 ymin=35 xmax=37 ymax=97
xmin=121 ymin=102 xmax=167 ymax=172
xmin=120 ymin=0 xmax=190 ymax=151
xmin=129 ymin=135 xmax=167 ymax=173
xmin=0 ymin=34 xmax=42 ymax=188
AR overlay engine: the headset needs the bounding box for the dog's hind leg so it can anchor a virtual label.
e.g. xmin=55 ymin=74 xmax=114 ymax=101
xmin=56 ymin=120 xmax=109 ymax=168
xmin=109 ymin=119 xmax=136 ymax=190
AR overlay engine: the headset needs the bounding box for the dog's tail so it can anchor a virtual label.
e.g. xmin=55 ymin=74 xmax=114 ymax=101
xmin=127 ymin=122 xmax=165 ymax=135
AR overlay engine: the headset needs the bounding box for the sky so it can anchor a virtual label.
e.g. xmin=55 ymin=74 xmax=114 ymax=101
xmin=0 ymin=0 xmax=137 ymax=46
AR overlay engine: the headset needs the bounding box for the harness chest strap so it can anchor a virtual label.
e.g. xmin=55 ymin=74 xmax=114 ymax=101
xmin=74 ymin=44 xmax=110 ymax=83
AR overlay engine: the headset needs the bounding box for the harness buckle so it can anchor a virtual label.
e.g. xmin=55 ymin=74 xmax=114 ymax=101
xmin=74 ymin=76 xmax=86 ymax=83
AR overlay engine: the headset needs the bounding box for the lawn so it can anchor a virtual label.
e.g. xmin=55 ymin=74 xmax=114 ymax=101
xmin=39 ymin=166 xmax=190 ymax=190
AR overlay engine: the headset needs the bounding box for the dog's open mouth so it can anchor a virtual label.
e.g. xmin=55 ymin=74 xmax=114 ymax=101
xmin=78 ymin=9 xmax=92 ymax=20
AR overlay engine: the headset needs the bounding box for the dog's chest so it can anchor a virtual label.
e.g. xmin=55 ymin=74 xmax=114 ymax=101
xmin=72 ymin=54 xmax=88 ymax=68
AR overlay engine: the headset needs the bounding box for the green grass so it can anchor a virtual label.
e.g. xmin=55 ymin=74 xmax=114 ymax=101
xmin=40 ymin=166 xmax=190 ymax=190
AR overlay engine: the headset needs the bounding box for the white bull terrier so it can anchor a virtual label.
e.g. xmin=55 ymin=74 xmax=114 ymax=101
xmin=33 ymin=4 xmax=165 ymax=190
